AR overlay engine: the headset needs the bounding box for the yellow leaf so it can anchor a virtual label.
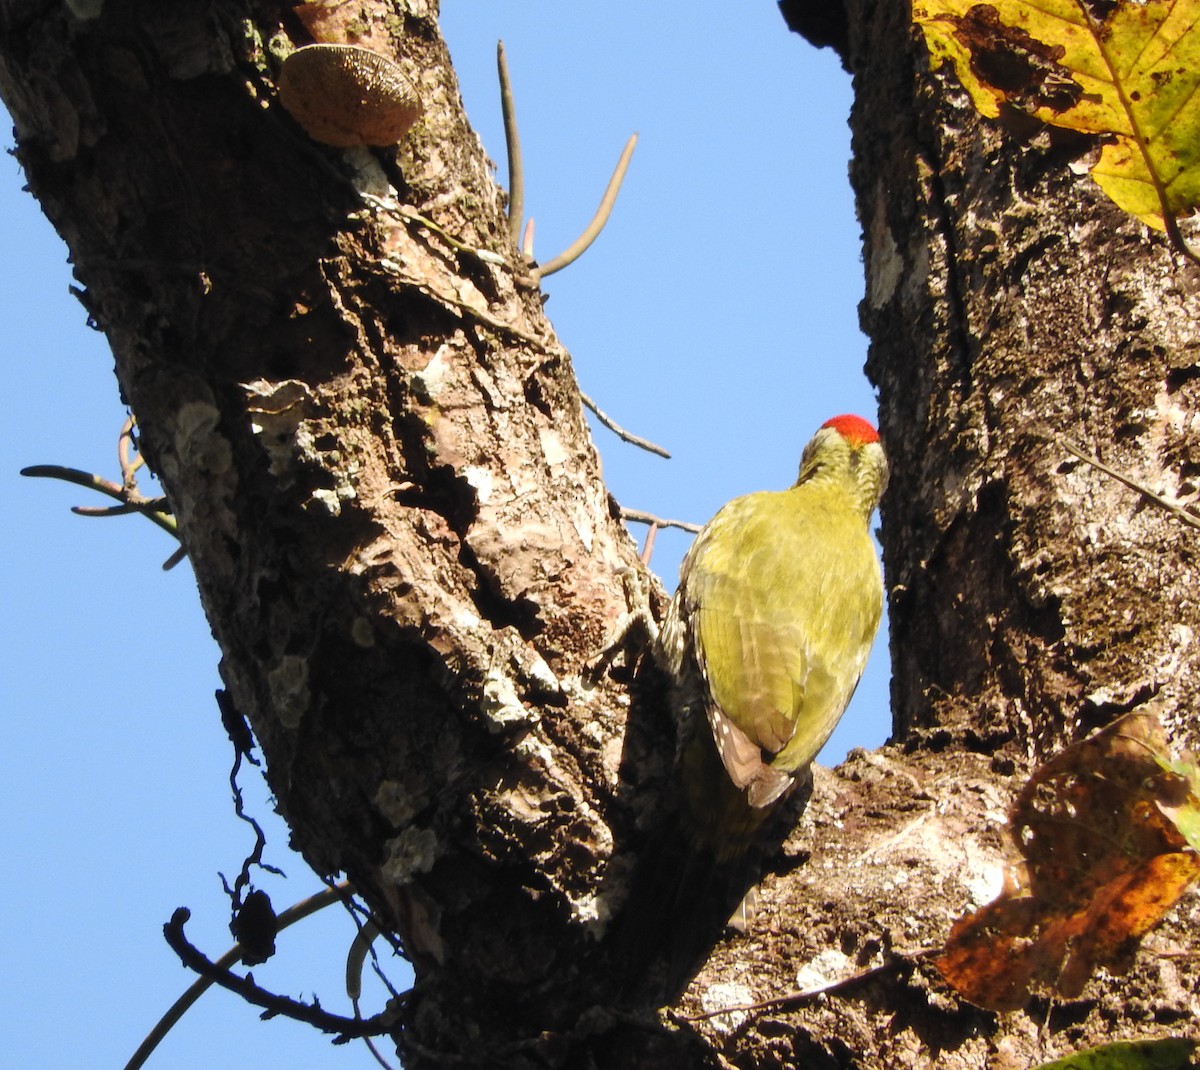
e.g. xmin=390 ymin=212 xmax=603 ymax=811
xmin=912 ymin=0 xmax=1200 ymax=231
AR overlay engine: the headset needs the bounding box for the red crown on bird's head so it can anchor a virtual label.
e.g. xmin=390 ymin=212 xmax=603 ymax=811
xmin=821 ymin=414 xmax=879 ymax=446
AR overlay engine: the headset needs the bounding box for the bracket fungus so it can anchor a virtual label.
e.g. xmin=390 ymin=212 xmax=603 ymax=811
xmin=278 ymin=43 xmax=421 ymax=148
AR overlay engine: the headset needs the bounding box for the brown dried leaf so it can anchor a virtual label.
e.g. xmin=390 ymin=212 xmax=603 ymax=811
xmin=936 ymin=710 xmax=1200 ymax=1010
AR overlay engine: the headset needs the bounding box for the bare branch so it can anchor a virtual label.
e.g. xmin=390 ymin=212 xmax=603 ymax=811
xmin=535 ymin=134 xmax=638 ymax=279
xmin=497 ymin=40 xmax=524 ymax=246
xmin=580 ymin=390 xmax=671 ymax=458
xmin=619 ymin=508 xmax=702 ymax=534
xmin=21 ymin=464 xmax=178 ymax=539
xmin=159 ymin=906 xmax=394 ymax=1043
xmin=126 ymin=884 xmax=359 ymax=1069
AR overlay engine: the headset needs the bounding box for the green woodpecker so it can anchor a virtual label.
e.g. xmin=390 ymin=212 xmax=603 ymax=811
xmin=609 ymin=415 xmax=887 ymax=1000
xmin=660 ymin=413 xmax=888 ymax=857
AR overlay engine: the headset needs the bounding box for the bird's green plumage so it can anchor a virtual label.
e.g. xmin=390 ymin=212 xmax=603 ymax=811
xmin=607 ymin=416 xmax=887 ymax=1002
xmin=660 ymin=416 xmax=887 ymax=856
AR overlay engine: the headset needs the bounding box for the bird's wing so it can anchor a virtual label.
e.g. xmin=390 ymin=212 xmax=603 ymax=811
xmin=693 ymin=598 xmax=812 ymax=758
xmin=685 ymin=488 xmax=880 ymax=782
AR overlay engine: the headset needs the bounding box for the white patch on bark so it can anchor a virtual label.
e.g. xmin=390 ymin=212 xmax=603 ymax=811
xmin=174 ymin=400 xmax=232 ymax=476
xmin=482 ymin=671 xmax=536 ymax=731
xmin=538 ymin=426 xmax=568 ymax=467
xmin=382 ymin=827 xmax=438 ymax=884
xmin=462 ymin=465 xmax=495 ymax=504
xmin=375 ymin=779 xmax=422 ymax=828
xmin=268 ymin=654 xmax=310 ymax=728
xmin=244 ymin=378 xmax=314 ymax=478
xmin=794 ymin=947 xmax=855 ymax=992
xmin=410 ymin=345 xmax=453 ymax=399
xmin=351 ymin=617 xmax=376 ymax=647
xmin=699 ymin=982 xmax=754 ymax=1033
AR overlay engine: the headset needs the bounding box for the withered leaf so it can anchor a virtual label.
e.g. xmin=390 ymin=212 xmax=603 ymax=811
xmin=936 ymin=710 xmax=1200 ymax=1011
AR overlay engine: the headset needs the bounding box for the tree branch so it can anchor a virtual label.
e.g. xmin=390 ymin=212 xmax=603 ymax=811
xmin=161 ymin=906 xmax=393 ymax=1041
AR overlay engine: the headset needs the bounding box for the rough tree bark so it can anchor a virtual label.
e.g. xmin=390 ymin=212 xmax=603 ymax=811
xmin=2 ymin=1 xmax=1197 ymax=1069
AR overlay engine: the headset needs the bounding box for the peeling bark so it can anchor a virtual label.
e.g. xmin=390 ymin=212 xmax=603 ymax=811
xmin=3 ymin=1 xmax=1198 ymax=1067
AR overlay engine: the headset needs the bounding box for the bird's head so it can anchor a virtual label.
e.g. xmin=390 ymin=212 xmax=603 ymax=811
xmin=796 ymin=413 xmax=889 ymax=519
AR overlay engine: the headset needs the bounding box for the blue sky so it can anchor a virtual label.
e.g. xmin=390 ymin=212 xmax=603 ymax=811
xmin=1 ymin=6 xmax=884 ymax=1067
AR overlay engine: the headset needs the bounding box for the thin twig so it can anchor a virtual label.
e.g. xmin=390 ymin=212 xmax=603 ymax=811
xmin=1059 ymin=438 xmax=1200 ymax=531
xmin=345 ymin=919 xmax=383 ymax=1003
xmin=161 ymin=546 xmax=187 ymax=571
xmin=360 ymin=193 xmax=505 ymax=266
xmin=676 ymin=950 xmax=934 ymax=1022
xmin=639 ymin=521 xmax=660 ymax=565
xmin=535 ymin=133 xmax=638 ymax=279
xmin=347 ymin=919 xmax=403 ymax=1070
xmin=21 ymin=464 xmax=178 ymax=540
xmin=620 ymin=507 xmax=701 ymax=534
xmin=215 ymin=688 xmax=285 ymax=912
xmin=72 ymin=498 xmax=169 ymax=518
xmin=125 ymin=884 xmax=355 ymax=1070
xmin=160 ymin=906 xmax=392 ymax=1041
xmin=579 ymin=391 xmax=670 ymax=458
xmin=497 ymin=40 xmax=524 ymax=246
xmin=358 ymin=1026 xmax=400 ymax=1070
xmin=348 ymin=921 xmax=398 ymax=1070
xmin=118 ymin=415 xmax=144 ymax=494
xmin=72 ymin=503 xmax=142 ymax=517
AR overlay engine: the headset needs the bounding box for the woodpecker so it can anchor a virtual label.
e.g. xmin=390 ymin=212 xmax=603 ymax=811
xmin=661 ymin=413 xmax=888 ymax=856
xmin=608 ymin=415 xmax=888 ymax=1000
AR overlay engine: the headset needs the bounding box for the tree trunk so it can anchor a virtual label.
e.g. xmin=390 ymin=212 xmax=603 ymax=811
xmin=847 ymin=0 xmax=1200 ymax=768
xmin=3 ymin=1 xmax=1197 ymax=1068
